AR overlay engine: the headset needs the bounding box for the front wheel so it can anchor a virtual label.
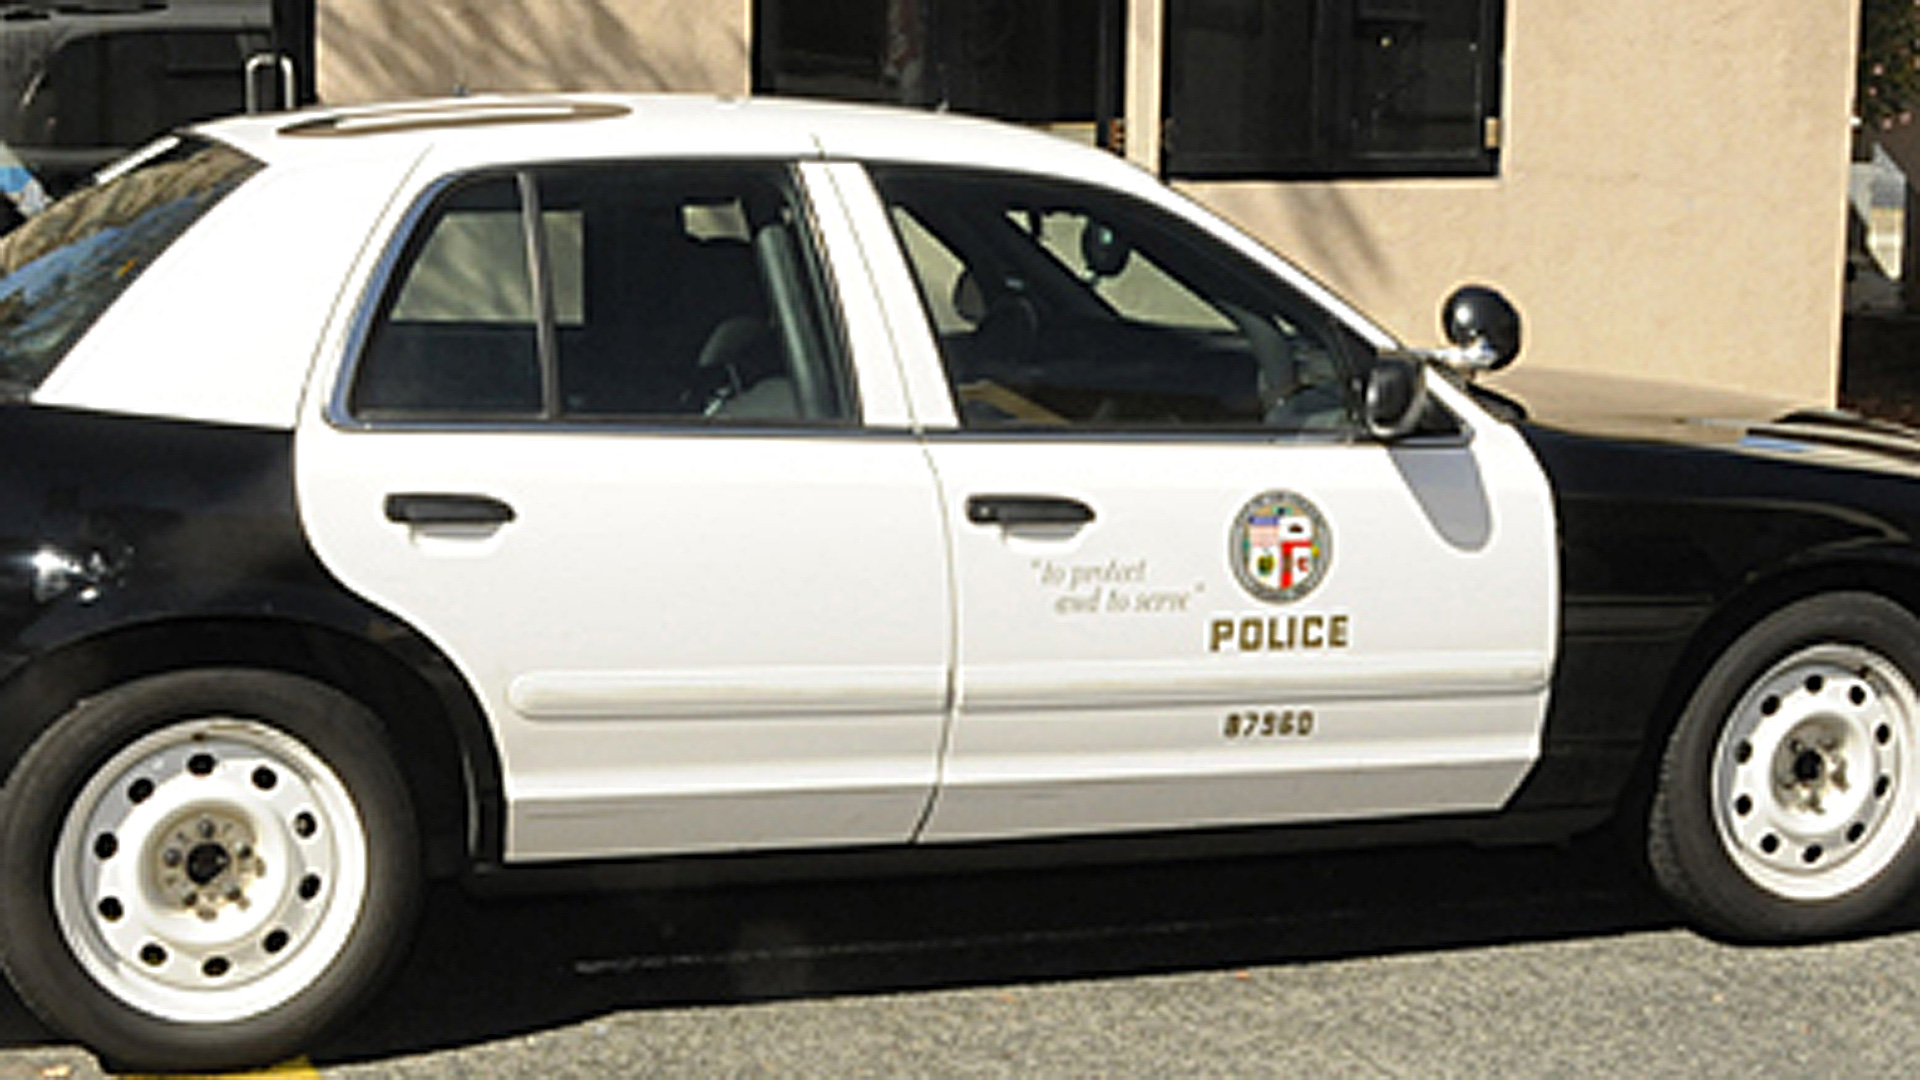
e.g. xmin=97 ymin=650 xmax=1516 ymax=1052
xmin=1650 ymin=593 xmax=1920 ymax=940
xmin=0 ymin=670 xmax=419 ymax=1072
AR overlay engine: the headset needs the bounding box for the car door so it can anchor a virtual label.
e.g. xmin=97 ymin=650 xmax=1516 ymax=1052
xmin=829 ymin=163 xmax=1559 ymax=842
xmin=295 ymin=159 xmax=952 ymax=862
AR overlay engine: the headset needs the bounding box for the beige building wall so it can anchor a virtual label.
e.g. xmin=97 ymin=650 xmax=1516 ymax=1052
xmin=315 ymin=0 xmax=1857 ymax=403
xmin=317 ymin=0 xmax=750 ymax=102
xmin=1160 ymin=0 xmax=1860 ymax=403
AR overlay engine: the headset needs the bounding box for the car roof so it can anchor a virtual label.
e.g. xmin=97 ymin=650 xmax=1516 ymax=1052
xmin=194 ymin=92 xmax=1162 ymax=195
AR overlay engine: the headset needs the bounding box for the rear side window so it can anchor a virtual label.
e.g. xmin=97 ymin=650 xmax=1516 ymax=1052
xmin=0 ymin=137 xmax=259 ymax=392
xmin=349 ymin=161 xmax=853 ymax=426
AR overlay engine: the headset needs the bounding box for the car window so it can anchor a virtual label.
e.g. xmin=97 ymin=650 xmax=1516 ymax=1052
xmin=872 ymin=166 xmax=1358 ymax=433
xmin=890 ymin=208 xmax=973 ymax=335
xmin=391 ymin=208 xmax=584 ymax=326
xmin=350 ymin=162 xmax=853 ymax=425
xmin=1021 ymin=209 xmax=1232 ymax=332
xmin=0 ymin=136 xmax=258 ymax=393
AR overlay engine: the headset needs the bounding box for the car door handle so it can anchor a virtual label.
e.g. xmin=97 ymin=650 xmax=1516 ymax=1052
xmin=384 ymin=493 xmax=517 ymax=526
xmin=965 ymin=494 xmax=1096 ymax=527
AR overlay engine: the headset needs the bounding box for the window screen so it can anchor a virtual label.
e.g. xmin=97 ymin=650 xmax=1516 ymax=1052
xmin=1164 ymin=0 xmax=1503 ymax=179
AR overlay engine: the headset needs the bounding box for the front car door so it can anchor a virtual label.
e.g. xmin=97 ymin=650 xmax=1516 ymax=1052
xmin=296 ymin=158 xmax=952 ymax=862
xmin=829 ymin=162 xmax=1559 ymax=842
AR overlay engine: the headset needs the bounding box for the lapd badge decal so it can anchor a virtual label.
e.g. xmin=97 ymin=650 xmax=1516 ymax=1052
xmin=1229 ymin=491 xmax=1330 ymax=603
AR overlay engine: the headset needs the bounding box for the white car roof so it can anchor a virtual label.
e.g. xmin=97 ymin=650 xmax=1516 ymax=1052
xmin=196 ymin=93 xmax=1164 ymax=196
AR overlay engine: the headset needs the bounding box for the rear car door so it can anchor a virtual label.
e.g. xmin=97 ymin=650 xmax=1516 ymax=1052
xmin=832 ymin=163 xmax=1559 ymax=842
xmin=296 ymin=159 xmax=952 ymax=862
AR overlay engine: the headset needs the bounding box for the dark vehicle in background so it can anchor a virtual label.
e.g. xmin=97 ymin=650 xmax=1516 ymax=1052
xmin=0 ymin=0 xmax=298 ymax=225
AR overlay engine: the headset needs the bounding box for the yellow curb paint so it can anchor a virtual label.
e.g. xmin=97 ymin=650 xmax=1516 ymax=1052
xmin=121 ymin=1056 xmax=321 ymax=1080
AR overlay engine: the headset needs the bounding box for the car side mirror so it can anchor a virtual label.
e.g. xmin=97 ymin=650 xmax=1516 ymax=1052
xmin=1441 ymin=284 xmax=1521 ymax=372
xmin=1363 ymin=355 xmax=1428 ymax=440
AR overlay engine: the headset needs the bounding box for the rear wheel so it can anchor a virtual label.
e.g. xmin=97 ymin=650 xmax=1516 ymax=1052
xmin=0 ymin=670 xmax=419 ymax=1072
xmin=1650 ymin=593 xmax=1920 ymax=939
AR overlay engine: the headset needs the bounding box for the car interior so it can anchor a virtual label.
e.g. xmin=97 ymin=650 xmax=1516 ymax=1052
xmin=349 ymin=164 xmax=848 ymax=425
xmin=873 ymin=167 xmax=1357 ymax=433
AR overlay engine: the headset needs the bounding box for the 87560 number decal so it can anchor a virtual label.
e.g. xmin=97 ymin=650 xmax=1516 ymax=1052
xmin=1223 ymin=709 xmax=1315 ymax=740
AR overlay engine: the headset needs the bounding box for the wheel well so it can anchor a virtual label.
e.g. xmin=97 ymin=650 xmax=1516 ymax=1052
xmin=1616 ymin=557 xmax=1920 ymax=828
xmin=0 ymin=618 xmax=488 ymax=879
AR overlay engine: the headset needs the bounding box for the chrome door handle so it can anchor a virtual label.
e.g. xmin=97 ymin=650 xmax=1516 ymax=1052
xmin=384 ymin=493 xmax=516 ymax=526
xmin=965 ymin=494 xmax=1096 ymax=527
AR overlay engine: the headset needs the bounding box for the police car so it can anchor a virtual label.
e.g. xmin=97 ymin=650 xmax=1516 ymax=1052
xmin=0 ymin=94 xmax=1914 ymax=1070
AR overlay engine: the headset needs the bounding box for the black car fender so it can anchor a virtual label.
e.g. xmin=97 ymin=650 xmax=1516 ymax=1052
xmin=0 ymin=404 xmax=506 ymax=875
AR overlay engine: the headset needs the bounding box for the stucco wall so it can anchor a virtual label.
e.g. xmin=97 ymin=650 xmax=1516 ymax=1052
xmin=317 ymin=0 xmax=749 ymax=102
xmin=1170 ymin=0 xmax=1859 ymax=402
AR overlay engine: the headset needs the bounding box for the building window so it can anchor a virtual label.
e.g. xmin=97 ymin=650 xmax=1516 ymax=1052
xmin=753 ymin=0 xmax=1124 ymax=149
xmin=1164 ymin=0 xmax=1504 ymax=179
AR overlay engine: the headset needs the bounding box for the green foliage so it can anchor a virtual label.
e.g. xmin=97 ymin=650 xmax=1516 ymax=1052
xmin=1861 ymin=0 xmax=1920 ymax=129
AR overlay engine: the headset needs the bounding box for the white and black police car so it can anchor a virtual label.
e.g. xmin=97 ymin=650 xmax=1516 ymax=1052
xmin=0 ymin=94 xmax=1915 ymax=1070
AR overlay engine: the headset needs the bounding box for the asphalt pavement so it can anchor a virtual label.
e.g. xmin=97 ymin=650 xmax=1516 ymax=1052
xmin=7 ymin=833 xmax=1920 ymax=1078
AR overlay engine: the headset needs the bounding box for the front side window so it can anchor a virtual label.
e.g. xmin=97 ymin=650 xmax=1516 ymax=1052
xmin=350 ymin=162 xmax=852 ymax=425
xmin=1164 ymin=0 xmax=1504 ymax=179
xmin=0 ymin=136 xmax=258 ymax=392
xmin=871 ymin=166 xmax=1359 ymax=433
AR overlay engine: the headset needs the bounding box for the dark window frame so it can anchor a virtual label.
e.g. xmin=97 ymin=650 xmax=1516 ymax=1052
xmin=1163 ymin=0 xmax=1505 ymax=181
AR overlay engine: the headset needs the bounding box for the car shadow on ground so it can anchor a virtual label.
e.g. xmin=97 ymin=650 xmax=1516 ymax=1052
xmin=11 ymin=831 xmax=1913 ymax=1067
xmin=350 ymin=837 xmax=1675 ymax=1062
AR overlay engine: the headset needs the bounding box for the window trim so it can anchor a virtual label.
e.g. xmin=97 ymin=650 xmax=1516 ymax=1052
xmin=518 ymin=170 xmax=562 ymax=421
xmin=330 ymin=158 xmax=864 ymax=432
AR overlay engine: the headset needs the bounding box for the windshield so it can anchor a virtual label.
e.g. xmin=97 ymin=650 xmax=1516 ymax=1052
xmin=0 ymin=135 xmax=258 ymax=392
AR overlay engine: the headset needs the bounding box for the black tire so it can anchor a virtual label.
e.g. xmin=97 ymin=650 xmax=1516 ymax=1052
xmin=1650 ymin=593 xmax=1920 ymax=940
xmin=0 ymin=669 xmax=420 ymax=1072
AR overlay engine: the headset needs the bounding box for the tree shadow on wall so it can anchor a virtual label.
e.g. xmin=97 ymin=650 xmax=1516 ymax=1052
xmin=318 ymin=0 xmax=746 ymax=101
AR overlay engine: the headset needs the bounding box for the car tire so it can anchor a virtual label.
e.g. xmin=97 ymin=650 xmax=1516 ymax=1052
xmin=1649 ymin=592 xmax=1920 ymax=940
xmin=0 ymin=669 xmax=420 ymax=1072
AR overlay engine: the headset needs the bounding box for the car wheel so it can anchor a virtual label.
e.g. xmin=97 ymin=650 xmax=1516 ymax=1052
xmin=0 ymin=670 xmax=419 ymax=1072
xmin=1650 ymin=593 xmax=1920 ymax=940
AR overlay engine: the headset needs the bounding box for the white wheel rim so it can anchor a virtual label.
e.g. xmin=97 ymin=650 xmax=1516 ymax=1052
xmin=1712 ymin=643 xmax=1920 ymax=902
xmin=51 ymin=718 xmax=369 ymax=1023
